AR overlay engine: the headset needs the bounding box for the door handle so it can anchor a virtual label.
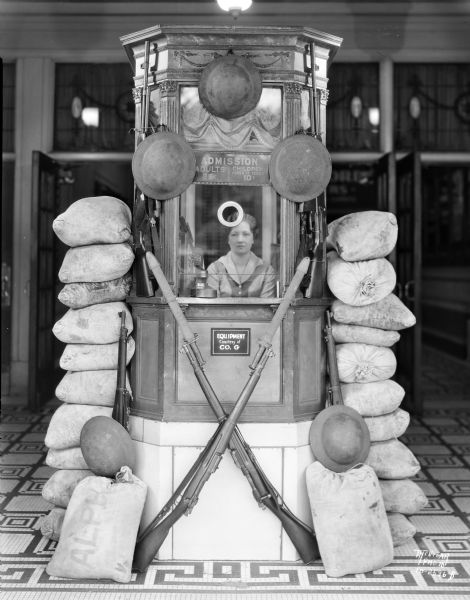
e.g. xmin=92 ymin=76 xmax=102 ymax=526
xmin=404 ymin=280 xmax=415 ymax=302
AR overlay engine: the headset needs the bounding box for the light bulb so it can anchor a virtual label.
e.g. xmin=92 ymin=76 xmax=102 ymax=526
xmin=216 ymin=0 xmax=252 ymax=18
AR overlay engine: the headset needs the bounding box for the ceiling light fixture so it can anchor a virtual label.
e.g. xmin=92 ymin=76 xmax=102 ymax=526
xmin=216 ymin=0 xmax=253 ymax=19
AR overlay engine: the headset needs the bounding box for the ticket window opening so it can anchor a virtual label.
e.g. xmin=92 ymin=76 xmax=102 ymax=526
xmin=178 ymin=184 xmax=280 ymax=298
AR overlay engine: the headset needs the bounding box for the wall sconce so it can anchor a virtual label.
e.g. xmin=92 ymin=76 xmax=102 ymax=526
xmin=409 ymin=96 xmax=421 ymax=119
xmin=81 ymin=107 xmax=100 ymax=128
xmin=216 ymin=0 xmax=252 ymax=19
xmin=367 ymin=106 xmax=380 ymax=129
xmin=350 ymin=96 xmax=363 ymax=119
xmin=71 ymin=96 xmax=100 ymax=128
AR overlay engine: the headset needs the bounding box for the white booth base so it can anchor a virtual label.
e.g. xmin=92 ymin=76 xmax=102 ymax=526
xmin=129 ymin=416 xmax=315 ymax=561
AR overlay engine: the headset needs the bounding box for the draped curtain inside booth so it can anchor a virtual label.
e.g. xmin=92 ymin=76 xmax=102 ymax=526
xmin=394 ymin=64 xmax=470 ymax=151
xmin=54 ymin=63 xmax=135 ymax=152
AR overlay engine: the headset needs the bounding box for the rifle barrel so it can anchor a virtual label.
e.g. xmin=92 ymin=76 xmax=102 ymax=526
xmin=137 ymin=252 xmax=318 ymax=570
xmin=325 ymin=311 xmax=343 ymax=405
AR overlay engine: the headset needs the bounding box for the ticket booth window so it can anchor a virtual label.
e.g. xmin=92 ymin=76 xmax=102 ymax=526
xmin=176 ymin=84 xmax=282 ymax=298
xmin=179 ymin=184 xmax=280 ymax=297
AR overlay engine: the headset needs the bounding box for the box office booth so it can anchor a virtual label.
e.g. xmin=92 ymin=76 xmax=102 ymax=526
xmin=121 ymin=25 xmax=342 ymax=560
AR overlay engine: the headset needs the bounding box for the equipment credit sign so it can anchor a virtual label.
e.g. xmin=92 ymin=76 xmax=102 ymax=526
xmin=211 ymin=328 xmax=250 ymax=356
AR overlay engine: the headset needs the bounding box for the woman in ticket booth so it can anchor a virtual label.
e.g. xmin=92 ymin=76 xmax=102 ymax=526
xmin=206 ymin=213 xmax=277 ymax=298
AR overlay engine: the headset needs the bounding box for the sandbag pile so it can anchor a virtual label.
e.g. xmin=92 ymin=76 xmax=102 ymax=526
xmin=40 ymin=196 xmax=135 ymax=541
xmin=326 ymin=210 xmax=426 ymax=548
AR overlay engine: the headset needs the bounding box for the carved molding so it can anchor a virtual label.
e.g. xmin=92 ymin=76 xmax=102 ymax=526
xmin=320 ymin=89 xmax=329 ymax=105
xmin=159 ymin=80 xmax=178 ymax=95
xmin=173 ymin=49 xmax=290 ymax=70
xmin=132 ymin=87 xmax=142 ymax=103
xmin=284 ymin=82 xmax=303 ymax=98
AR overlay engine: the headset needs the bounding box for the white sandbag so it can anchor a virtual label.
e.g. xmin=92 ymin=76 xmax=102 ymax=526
xmin=58 ymin=274 xmax=132 ymax=309
xmin=46 ymin=447 xmax=89 ymax=470
xmin=331 ymin=294 xmax=416 ymax=331
xmin=53 ymin=302 xmax=133 ymax=344
xmin=327 ymin=211 xmax=398 ymax=261
xmin=364 ymin=408 xmax=410 ymax=442
xmin=341 ymin=380 xmax=405 ymax=416
xmin=46 ymin=467 xmax=147 ymax=583
xmin=332 ymin=321 xmax=400 ymax=347
xmin=327 ymin=251 xmax=396 ymax=306
xmin=59 ymin=243 xmax=134 ymax=284
xmin=52 ymin=196 xmax=131 ymax=247
xmin=306 ymin=462 xmax=393 ymax=577
xmin=336 ymin=343 xmax=397 ymax=383
xmin=40 ymin=507 xmax=66 ymax=541
xmin=387 ymin=513 xmax=417 ymax=546
xmin=42 ymin=469 xmax=93 ymax=508
xmin=45 ymin=404 xmax=112 ymax=450
xmin=366 ymin=439 xmax=421 ymax=479
xmin=380 ymin=479 xmax=428 ymax=515
xmin=59 ymin=337 xmax=135 ymax=372
xmin=55 ymin=370 xmax=132 ymax=406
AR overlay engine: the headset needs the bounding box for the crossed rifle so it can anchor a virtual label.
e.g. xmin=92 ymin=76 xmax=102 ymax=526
xmin=133 ymin=252 xmax=318 ymax=571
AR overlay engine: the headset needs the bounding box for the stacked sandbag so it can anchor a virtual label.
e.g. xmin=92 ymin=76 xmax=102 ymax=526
xmin=326 ymin=211 xmax=426 ymax=548
xmin=40 ymin=196 xmax=135 ymax=541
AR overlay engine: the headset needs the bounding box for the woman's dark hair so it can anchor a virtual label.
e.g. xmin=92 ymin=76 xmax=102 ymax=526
xmin=227 ymin=212 xmax=258 ymax=236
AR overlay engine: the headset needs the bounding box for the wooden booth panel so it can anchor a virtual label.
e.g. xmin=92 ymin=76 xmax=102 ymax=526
xmin=130 ymin=298 xmax=328 ymax=423
xmin=292 ymin=307 xmax=326 ymax=419
xmin=177 ymin=320 xmax=281 ymax=411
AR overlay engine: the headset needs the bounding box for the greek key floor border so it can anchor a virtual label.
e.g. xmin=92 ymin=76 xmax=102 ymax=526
xmin=1 ymin=403 xmax=470 ymax=596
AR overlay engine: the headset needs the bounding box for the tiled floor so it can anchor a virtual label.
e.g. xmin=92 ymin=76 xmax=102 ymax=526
xmin=1 ymin=345 xmax=470 ymax=600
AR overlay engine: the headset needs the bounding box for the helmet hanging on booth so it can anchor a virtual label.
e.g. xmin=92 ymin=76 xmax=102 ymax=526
xmin=132 ymin=131 xmax=196 ymax=200
xmin=198 ymin=53 xmax=262 ymax=120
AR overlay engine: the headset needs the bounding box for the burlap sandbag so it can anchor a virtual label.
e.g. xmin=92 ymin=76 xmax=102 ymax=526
xmin=380 ymin=479 xmax=428 ymax=514
xmin=387 ymin=512 xmax=417 ymax=546
xmin=331 ymin=294 xmax=416 ymax=331
xmin=306 ymin=462 xmax=393 ymax=577
xmin=46 ymin=447 xmax=88 ymax=470
xmin=59 ymin=338 xmax=135 ymax=372
xmin=53 ymin=302 xmax=133 ymax=344
xmin=364 ymin=408 xmax=410 ymax=442
xmin=336 ymin=343 xmax=397 ymax=383
xmin=366 ymin=439 xmax=420 ymax=479
xmin=40 ymin=507 xmax=66 ymax=541
xmin=59 ymin=243 xmax=134 ymax=284
xmin=326 ymin=211 xmax=398 ymax=261
xmin=327 ymin=251 xmax=396 ymax=307
xmin=58 ymin=274 xmax=132 ymax=309
xmin=332 ymin=321 xmax=400 ymax=347
xmin=52 ymin=196 xmax=131 ymax=247
xmin=55 ymin=370 xmax=132 ymax=406
xmin=46 ymin=467 xmax=147 ymax=583
xmin=341 ymin=380 xmax=405 ymax=416
xmin=45 ymin=404 xmax=113 ymax=450
xmin=42 ymin=469 xmax=93 ymax=507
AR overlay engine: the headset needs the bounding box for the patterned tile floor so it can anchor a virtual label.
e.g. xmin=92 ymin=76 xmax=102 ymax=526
xmin=1 ymin=346 xmax=470 ymax=600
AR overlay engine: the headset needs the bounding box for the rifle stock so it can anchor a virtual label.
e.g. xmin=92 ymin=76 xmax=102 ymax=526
xmin=133 ymin=254 xmax=315 ymax=571
xmin=133 ymin=498 xmax=189 ymax=571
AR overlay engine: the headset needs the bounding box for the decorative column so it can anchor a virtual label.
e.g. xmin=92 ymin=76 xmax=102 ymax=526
xmin=281 ymin=82 xmax=304 ymax=290
xmin=11 ymin=57 xmax=54 ymax=395
xmin=159 ymin=79 xmax=180 ymax=288
xmin=380 ymin=57 xmax=394 ymax=153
